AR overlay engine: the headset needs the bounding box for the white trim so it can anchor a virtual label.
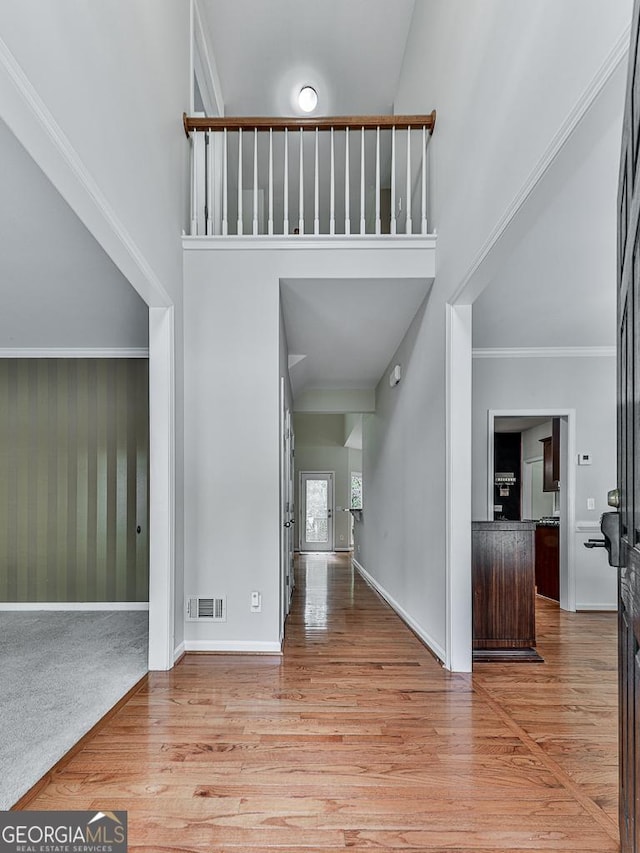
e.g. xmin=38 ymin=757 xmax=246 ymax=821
xmin=192 ymin=0 xmax=225 ymax=117
xmin=353 ymin=558 xmax=446 ymax=664
xmin=184 ymin=640 xmax=283 ymax=654
xmin=0 ymin=348 xmax=149 ymax=359
xmin=0 ymin=602 xmax=149 ymax=611
xmin=0 ymin=34 xmax=172 ymax=309
xmin=487 ymin=408 xmax=577 ymax=612
xmin=576 ymin=520 xmax=602 ymax=531
xmin=576 ymin=604 xmax=618 ymax=612
xmin=335 ymin=547 xmax=351 ymax=552
xmin=299 ymin=470 xmax=335 ymax=553
xmin=173 ymin=641 xmax=186 ymax=662
xmin=451 ymin=25 xmax=630 ymax=305
xmin=148 ymin=307 xmax=176 ymax=671
xmin=473 ymin=347 xmax=616 ymax=360
xmin=182 ymin=234 xmax=437 ymax=251
xmin=445 ymin=304 xmax=473 ymax=672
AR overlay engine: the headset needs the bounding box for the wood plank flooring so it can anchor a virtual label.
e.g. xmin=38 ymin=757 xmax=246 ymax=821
xmin=22 ymin=553 xmax=619 ymax=851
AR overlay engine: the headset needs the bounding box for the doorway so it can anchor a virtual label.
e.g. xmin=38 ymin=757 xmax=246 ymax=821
xmin=487 ymin=409 xmax=576 ymax=611
xmin=300 ymin=472 xmax=334 ymax=552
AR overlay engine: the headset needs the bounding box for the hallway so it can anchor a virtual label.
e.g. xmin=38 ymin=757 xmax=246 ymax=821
xmin=24 ymin=553 xmax=618 ymax=850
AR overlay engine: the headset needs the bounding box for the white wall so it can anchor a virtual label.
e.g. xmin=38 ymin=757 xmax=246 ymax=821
xmin=0 ymin=1 xmax=190 ymax=308
xmin=359 ymin=296 xmax=449 ymax=660
xmin=396 ymin=0 xmax=631 ymax=301
xmin=183 ymin=252 xmax=281 ymax=650
xmin=354 ymin=0 xmax=631 ymax=667
xmin=182 ymin=241 xmax=434 ymax=649
xmin=473 ymin=356 xmax=617 ymax=609
xmin=294 ymin=414 xmax=352 ymax=550
xmin=0 ymin=2 xmax=192 ymax=662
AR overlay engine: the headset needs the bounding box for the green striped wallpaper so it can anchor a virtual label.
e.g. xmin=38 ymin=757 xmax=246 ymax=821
xmin=0 ymin=359 xmax=149 ymax=603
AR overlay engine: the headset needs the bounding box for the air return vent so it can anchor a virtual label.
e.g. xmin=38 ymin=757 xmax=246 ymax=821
xmin=186 ymin=595 xmax=226 ymax=622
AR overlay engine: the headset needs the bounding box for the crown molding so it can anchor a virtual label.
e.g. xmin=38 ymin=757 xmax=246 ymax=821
xmin=472 ymin=346 xmax=616 ymax=359
xmin=0 ymin=347 xmax=149 ymax=358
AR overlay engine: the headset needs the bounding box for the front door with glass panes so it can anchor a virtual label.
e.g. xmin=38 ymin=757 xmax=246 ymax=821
xmin=300 ymin=472 xmax=334 ymax=552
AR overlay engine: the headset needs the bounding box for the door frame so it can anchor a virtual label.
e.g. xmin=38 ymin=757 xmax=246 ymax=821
xmin=487 ymin=408 xmax=576 ymax=612
xmin=299 ymin=470 xmax=335 ymax=552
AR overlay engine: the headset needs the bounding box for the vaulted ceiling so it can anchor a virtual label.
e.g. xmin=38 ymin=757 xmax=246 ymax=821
xmin=199 ymin=0 xmax=416 ymax=117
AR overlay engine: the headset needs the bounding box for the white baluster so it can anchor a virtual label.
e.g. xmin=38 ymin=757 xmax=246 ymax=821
xmin=252 ymin=128 xmax=258 ymax=235
xmin=237 ymin=128 xmax=243 ymax=236
xmin=390 ymin=126 xmax=396 ymax=235
xmin=405 ymin=127 xmax=412 ymax=235
xmin=268 ymin=128 xmax=274 ymax=236
xmin=375 ymin=126 xmax=381 ymax=235
xmin=222 ymin=128 xmax=228 ymax=236
xmin=206 ymin=130 xmax=213 ymax=236
xmin=314 ymin=127 xmax=319 ymax=235
xmin=298 ymin=127 xmax=304 ymax=234
xmin=345 ymin=128 xmax=350 ymax=235
xmin=360 ymin=127 xmax=366 ymax=235
xmin=330 ymin=127 xmax=335 ymax=235
xmin=284 ymin=128 xmax=289 ymax=235
xmin=421 ymin=125 xmax=428 ymax=235
xmin=190 ymin=132 xmax=197 ymax=236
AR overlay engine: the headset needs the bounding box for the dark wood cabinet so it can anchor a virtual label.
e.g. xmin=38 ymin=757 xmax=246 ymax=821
xmin=472 ymin=521 xmax=541 ymax=662
xmin=540 ymin=417 xmax=560 ymax=492
xmin=535 ymin=524 xmax=559 ymax=601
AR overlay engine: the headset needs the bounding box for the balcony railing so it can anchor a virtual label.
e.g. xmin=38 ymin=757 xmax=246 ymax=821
xmin=183 ymin=112 xmax=436 ymax=238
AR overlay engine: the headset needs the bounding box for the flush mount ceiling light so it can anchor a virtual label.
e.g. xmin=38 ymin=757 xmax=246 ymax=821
xmin=298 ymin=85 xmax=318 ymax=113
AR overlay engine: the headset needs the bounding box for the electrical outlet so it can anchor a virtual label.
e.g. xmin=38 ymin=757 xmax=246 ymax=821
xmin=250 ymin=591 xmax=262 ymax=613
xmin=340 ymin=534 xmax=345 ymax=541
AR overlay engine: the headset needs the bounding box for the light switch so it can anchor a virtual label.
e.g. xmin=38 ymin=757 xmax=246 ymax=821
xmin=587 ymin=498 xmax=595 ymax=511
xmin=250 ymin=591 xmax=262 ymax=612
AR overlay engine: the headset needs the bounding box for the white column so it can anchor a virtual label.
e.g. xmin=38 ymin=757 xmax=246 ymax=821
xmin=405 ymin=127 xmax=412 ymax=235
xmin=445 ymin=303 xmax=472 ymax=673
xmin=148 ymin=306 xmax=175 ymax=671
xmin=314 ymin=127 xmax=320 ymax=235
xmin=222 ymin=128 xmax=228 ymax=236
xmin=283 ymin=128 xmax=289 ymax=235
xmin=253 ymin=128 xmax=259 ymax=236
xmin=390 ymin=127 xmax=396 ymax=235
xmin=298 ymin=127 xmax=304 ymax=234
xmin=344 ymin=127 xmax=350 ymax=235
xmin=206 ymin=130 xmax=213 ymax=236
xmin=421 ymin=125 xmax=428 ymax=235
xmin=330 ymin=127 xmax=335 ymax=236
xmin=268 ymin=128 xmax=274 ymax=236
xmin=360 ymin=127 xmax=366 ymax=235
xmin=375 ymin=126 xmax=381 ymax=235
xmin=237 ymin=128 xmax=243 ymax=236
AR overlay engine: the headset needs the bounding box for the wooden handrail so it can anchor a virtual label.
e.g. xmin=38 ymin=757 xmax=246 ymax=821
xmin=183 ymin=110 xmax=436 ymax=138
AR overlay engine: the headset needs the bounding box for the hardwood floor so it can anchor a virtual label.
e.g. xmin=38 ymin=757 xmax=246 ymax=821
xmin=23 ymin=553 xmax=619 ymax=851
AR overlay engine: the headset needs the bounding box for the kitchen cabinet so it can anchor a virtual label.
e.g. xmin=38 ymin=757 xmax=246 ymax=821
xmin=540 ymin=418 xmax=560 ymax=492
xmin=535 ymin=523 xmax=559 ymax=601
xmin=472 ymin=521 xmax=542 ymax=662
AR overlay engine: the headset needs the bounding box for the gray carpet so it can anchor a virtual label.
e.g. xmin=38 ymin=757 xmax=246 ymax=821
xmin=0 ymin=610 xmax=148 ymax=808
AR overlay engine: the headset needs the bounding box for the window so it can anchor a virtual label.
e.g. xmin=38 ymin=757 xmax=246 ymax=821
xmin=350 ymin=472 xmax=363 ymax=510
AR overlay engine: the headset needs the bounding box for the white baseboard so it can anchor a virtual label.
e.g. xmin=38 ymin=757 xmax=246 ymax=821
xmin=184 ymin=640 xmax=282 ymax=654
xmin=352 ymin=558 xmax=446 ymax=663
xmin=173 ymin=641 xmax=186 ymax=662
xmin=0 ymin=601 xmax=149 ymax=611
xmin=335 ymin=547 xmax=352 ymax=552
xmin=576 ymin=603 xmax=618 ymax=612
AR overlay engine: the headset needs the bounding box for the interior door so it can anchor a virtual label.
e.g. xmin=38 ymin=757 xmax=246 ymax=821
xmin=300 ymin=472 xmax=334 ymax=552
xmin=618 ymin=6 xmax=640 ymax=847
